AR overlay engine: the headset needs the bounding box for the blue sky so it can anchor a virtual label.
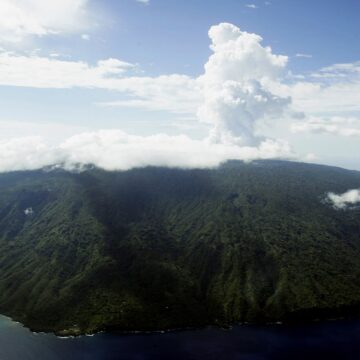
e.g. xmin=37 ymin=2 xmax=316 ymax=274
xmin=30 ymin=0 xmax=360 ymax=75
xmin=0 ymin=0 xmax=359 ymax=171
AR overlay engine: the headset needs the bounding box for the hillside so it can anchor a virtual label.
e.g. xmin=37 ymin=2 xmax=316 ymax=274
xmin=0 ymin=160 xmax=360 ymax=335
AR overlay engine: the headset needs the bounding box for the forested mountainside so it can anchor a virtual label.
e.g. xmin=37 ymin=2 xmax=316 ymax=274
xmin=0 ymin=160 xmax=360 ymax=335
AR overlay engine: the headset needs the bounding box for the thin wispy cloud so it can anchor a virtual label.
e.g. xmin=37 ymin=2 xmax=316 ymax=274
xmin=245 ymin=4 xmax=258 ymax=9
xmin=272 ymin=61 xmax=360 ymax=117
xmin=295 ymin=53 xmax=313 ymax=58
xmin=291 ymin=116 xmax=360 ymax=137
xmin=311 ymin=61 xmax=360 ymax=79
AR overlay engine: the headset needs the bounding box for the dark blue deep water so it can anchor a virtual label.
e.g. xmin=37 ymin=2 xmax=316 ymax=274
xmin=0 ymin=316 xmax=360 ymax=360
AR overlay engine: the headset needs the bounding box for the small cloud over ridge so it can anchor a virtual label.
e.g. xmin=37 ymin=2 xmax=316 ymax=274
xmin=327 ymin=189 xmax=360 ymax=209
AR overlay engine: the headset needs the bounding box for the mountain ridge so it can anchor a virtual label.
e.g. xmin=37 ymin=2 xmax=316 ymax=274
xmin=0 ymin=160 xmax=360 ymax=335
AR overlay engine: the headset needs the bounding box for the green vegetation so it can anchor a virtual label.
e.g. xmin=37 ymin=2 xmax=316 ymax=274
xmin=0 ymin=160 xmax=360 ymax=335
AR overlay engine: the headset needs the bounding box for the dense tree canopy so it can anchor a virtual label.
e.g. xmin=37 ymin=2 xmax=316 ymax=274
xmin=0 ymin=160 xmax=359 ymax=335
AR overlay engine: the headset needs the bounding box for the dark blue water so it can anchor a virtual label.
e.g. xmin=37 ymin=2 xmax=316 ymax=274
xmin=0 ymin=316 xmax=359 ymax=360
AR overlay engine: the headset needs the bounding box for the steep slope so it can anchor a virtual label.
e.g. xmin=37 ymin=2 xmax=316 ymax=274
xmin=0 ymin=160 xmax=360 ymax=334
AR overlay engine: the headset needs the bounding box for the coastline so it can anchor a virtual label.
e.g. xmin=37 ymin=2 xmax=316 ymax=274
xmin=1 ymin=313 xmax=360 ymax=360
xmin=1 ymin=311 xmax=359 ymax=339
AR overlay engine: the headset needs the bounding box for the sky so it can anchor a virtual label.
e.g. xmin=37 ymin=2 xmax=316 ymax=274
xmin=0 ymin=0 xmax=360 ymax=172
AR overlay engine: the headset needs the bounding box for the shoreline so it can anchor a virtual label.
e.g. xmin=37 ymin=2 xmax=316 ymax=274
xmin=1 ymin=313 xmax=358 ymax=339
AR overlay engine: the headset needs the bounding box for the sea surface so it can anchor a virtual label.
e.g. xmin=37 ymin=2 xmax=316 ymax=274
xmin=0 ymin=315 xmax=359 ymax=359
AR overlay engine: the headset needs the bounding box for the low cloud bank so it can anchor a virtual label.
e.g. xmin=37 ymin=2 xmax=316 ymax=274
xmin=0 ymin=130 xmax=293 ymax=173
xmin=327 ymin=189 xmax=360 ymax=209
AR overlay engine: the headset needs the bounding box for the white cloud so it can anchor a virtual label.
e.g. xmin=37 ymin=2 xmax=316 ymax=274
xmin=24 ymin=207 xmax=34 ymax=215
xmin=0 ymin=0 xmax=90 ymax=44
xmin=0 ymin=136 xmax=61 ymax=172
xmin=327 ymin=189 xmax=360 ymax=209
xmin=271 ymin=62 xmax=360 ymax=116
xmin=304 ymin=153 xmax=318 ymax=162
xmin=136 ymin=0 xmax=150 ymax=4
xmin=311 ymin=61 xmax=360 ymax=79
xmin=292 ymin=116 xmax=360 ymax=137
xmin=295 ymin=53 xmax=313 ymax=59
xmin=0 ymin=130 xmax=293 ymax=173
xmin=0 ymin=51 xmax=200 ymax=114
xmin=245 ymin=4 xmax=258 ymax=9
xmin=0 ymin=52 xmax=136 ymax=88
xmin=198 ymin=23 xmax=290 ymax=146
xmin=81 ymin=34 xmax=90 ymax=41
xmin=98 ymin=75 xmax=201 ymax=114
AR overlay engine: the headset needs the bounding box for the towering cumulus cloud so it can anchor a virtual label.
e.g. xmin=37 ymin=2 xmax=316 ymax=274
xmin=198 ymin=23 xmax=290 ymax=146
